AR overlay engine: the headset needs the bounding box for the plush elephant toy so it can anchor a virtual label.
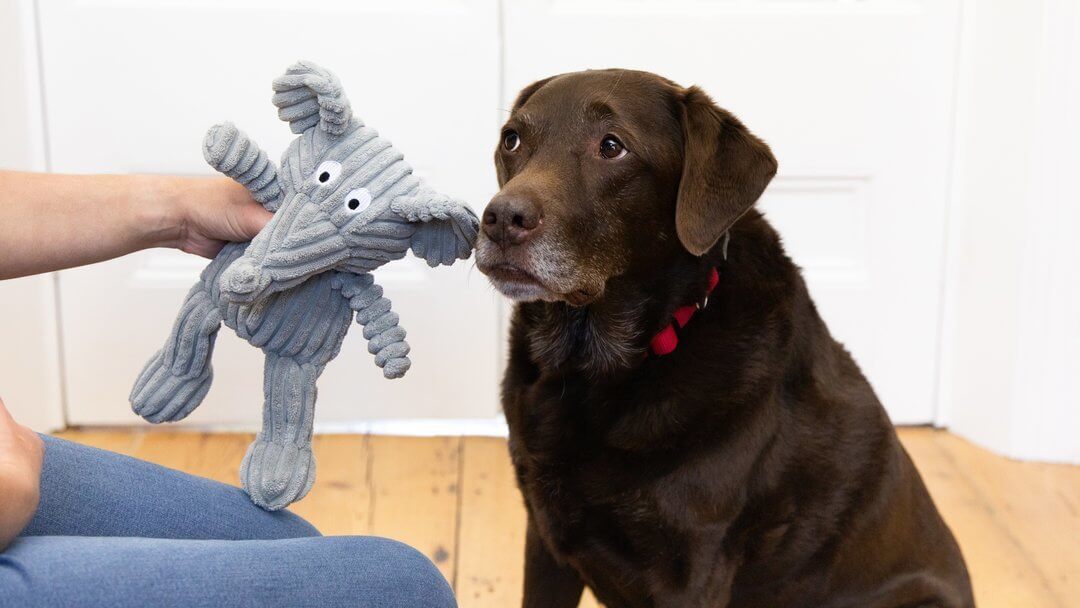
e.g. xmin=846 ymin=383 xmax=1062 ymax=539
xmin=130 ymin=61 xmax=479 ymax=510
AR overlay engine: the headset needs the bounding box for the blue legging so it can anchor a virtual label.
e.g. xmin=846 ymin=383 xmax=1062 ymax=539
xmin=0 ymin=436 xmax=456 ymax=608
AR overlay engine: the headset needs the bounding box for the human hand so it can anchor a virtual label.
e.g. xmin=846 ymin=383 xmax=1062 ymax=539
xmin=0 ymin=171 xmax=274 ymax=279
xmin=157 ymin=176 xmax=273 ymax=258
xmin=0 ymin=397 xmax=44 ymax=551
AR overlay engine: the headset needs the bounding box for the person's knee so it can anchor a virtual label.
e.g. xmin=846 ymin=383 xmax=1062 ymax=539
xmin=38 ymin=434 xmax=74 ymax=468
xmin=0 ymin=551 xmax=33 ymax=608
xmin=263 ymin=509 xmax=321 ymax=539
xmin=327 ymin=536 xmax=456 ymax=608
xmin=380 ymin=538 xmax=456 ymax=607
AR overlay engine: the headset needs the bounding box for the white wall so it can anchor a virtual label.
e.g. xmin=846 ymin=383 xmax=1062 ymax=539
xmin=500 ymin=0 xmax=964 ymax=426
xmin=0 ymin=0 xmax=66 ymax=433
xmin=35 ymin=0 xmax=505 ymax=430
xmin=939 ymin=0 xmax=1080 ymax=463
xmin=0 ymin=0 xmax=1076 ymax=458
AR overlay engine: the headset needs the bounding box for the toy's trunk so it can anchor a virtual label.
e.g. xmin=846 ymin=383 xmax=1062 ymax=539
xmin=218 ymin=192 xmax=349 ymax=304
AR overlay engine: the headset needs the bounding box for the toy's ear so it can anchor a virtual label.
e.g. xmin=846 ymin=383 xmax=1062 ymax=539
xmin=391 ymin=192 xmax=479 ymax=267
xmin=272 ymin=61 xmax=354 ymax=135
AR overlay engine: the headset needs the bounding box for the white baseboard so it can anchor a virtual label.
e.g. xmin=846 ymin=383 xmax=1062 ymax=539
xmin=318 ymin=417 xmax=510 ymax=437
xmin=77 ymin=417 xmax=512 ymax=438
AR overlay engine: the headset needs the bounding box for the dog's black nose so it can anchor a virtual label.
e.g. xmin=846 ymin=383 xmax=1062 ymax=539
xmin=482 ymin=196 xmax=542 ymax=245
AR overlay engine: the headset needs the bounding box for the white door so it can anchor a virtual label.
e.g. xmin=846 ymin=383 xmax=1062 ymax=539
xmin=39 ymin=0 xmax=504 ymax=427
xmin=502 ymin=0 xmax=962 ymax=423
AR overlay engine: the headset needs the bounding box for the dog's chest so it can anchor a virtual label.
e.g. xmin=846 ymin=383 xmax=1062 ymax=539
xmin=506 ymin=377 xmax=703 ymax=595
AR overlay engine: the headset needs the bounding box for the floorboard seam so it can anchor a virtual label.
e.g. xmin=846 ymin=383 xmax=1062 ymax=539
xmin=365 ymin=433 xmax=376 ymax=535
xmin=451 ymin=437 xmax=467 ymax=591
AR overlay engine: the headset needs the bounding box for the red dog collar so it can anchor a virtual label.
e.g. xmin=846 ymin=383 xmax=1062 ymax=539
xmin=649 ymin=267 xmax=720 ymax=356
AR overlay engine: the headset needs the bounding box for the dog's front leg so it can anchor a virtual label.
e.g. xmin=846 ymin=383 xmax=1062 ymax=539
xmin=523 ymin=520 xmax=585 ymax=608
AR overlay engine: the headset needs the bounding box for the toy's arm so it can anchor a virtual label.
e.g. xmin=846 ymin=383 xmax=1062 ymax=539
xmin=335 ymin=273 xmax=411 ymax=379
xmin=203 ymin=122 xmax=284 ymax=212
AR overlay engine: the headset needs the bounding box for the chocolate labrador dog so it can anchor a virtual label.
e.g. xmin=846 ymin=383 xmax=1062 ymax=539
xmin=475 ymin=69 xmax=973 ymax=608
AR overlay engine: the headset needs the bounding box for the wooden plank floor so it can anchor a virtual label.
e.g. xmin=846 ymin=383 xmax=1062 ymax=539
xmin=54 ymin=428 xmax=1079 ymax=608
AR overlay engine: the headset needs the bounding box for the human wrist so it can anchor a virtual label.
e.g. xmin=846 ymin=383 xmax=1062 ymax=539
xmin=127 ymin=174 xmax=187 ymax=250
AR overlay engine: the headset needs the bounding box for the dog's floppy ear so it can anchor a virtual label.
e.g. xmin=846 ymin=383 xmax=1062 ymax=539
xmin=675 ymin=86 xmax=777 ymax=256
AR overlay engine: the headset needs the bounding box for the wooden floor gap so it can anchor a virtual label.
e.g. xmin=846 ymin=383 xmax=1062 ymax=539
xmin=451 ymin=436 xmax=466 ymax=591
xmin=364 ymin=433 xmax=375 ymax=535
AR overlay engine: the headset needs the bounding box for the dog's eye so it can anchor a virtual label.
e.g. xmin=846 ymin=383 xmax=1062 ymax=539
xmin=343 ymin=188 xmax=371 ymax=213
xmin=600 ymin=136 xmax=626 ymax=159
xmin=502 ymin=130 xmax=521 ymax=152
xmin=314 ymin=160 xmax=342 ymax=184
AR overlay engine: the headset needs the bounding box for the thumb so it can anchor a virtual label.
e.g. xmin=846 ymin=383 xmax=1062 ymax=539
xmin=233 ymin=201 xmax=273 ymax=241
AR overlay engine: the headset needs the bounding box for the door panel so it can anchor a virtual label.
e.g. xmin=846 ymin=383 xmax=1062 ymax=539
xmin=502 ymin=0 xmax=962 ymax=422
xmin=40 ymin=0 xmax=503 ymax=425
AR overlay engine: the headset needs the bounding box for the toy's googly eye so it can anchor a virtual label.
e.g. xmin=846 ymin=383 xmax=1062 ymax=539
xmin=314 ymin=161 xmax=342 ymax=184
xmin=344 ymin=188 xmax=372 ymax=213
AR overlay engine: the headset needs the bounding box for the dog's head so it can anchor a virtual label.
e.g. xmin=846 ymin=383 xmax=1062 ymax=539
xmin=476 ymin=69 xmax=777 ymax=306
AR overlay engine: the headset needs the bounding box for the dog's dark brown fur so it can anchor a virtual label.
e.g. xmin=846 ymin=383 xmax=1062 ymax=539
xmin=475 ymin=70 xmax=973 ymax=608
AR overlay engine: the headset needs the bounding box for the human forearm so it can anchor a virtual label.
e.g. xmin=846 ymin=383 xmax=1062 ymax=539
xmin=0 ymin=172 xmax=176 ymax=279
xmin=0 ymin=171 xmax=270 ymax=279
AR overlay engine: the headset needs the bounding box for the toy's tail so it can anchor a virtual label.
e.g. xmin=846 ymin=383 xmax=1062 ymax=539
xmin=130 ymin=286 xmax=223 ymax=423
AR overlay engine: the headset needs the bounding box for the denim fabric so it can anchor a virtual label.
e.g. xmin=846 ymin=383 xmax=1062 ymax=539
xmin=1 ymin=436 xmax=455 ymax=608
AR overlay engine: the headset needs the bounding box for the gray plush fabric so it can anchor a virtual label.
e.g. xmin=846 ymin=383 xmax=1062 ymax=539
xmin=130 ymin=61 xmax=478 ymax=510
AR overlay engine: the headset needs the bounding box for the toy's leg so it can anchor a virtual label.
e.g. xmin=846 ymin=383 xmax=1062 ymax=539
xmin=130 ymin=286 xmax=222 ymax=423
xmin=240 ymin=354 xmax=318 ymax=511
xmin=337 ymin=273 xmax=411 ymax=379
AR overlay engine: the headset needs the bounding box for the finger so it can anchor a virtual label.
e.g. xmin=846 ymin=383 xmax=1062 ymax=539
xmin=234 ymin=201 xmax=273 ymax=241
